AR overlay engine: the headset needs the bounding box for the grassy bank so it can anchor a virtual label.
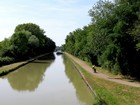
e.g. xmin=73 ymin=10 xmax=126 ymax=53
xmin=80 ymin=67 xmax=140 ymax=105
xmin=66 ymin=53 xmax=140 ymax=105
xmin=0 ymin=53 xmax=52 ymax=76
xmin=0 ymin=61 xmax=27 ymax=76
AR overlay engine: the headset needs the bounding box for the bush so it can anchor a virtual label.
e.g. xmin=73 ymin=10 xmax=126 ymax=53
xmin=0 ymin=57 xmax=15 ymax=66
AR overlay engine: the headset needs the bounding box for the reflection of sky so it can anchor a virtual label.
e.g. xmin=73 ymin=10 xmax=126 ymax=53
xmin=0 ymin=54 xmax=93 ymax=105
xmin=43 ymin=55 xmax=80 ymax=105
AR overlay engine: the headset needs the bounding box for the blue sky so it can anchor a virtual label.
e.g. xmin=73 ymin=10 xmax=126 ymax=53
xmin=0 ymin=0 xmax=107 ymax=46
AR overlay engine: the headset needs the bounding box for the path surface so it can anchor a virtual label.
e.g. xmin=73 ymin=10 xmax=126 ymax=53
xmin=66 ymin=53 xmax=140 ymax=88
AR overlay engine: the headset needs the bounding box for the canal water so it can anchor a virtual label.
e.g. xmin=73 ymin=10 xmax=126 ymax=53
xmin=0 ymin=53 xmax=95 ymax=105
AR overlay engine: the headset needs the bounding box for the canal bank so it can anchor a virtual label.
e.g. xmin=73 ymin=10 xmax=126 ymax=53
xmin=0 ymin=53 xmax=53 ymax=77
xmin=64 ymin=53 xmax=104 ymax=105
xmin=64 ymin=52 xmax=140 ymax=105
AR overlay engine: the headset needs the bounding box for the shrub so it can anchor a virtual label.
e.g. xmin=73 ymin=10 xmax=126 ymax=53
xmin=0 ymin=57 xmax=15 ymax=66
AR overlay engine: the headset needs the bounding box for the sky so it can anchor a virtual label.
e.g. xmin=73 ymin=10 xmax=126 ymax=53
xmin=0 ymin=0 xmax=110 ymax=46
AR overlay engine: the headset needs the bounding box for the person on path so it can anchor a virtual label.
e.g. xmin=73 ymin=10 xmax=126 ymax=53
xmin=92 ymin=65 xmax=96 ymax=73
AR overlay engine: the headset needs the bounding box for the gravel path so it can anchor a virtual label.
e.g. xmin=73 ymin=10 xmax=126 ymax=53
xmin=66 ymin=53 xmax=140 ymax=88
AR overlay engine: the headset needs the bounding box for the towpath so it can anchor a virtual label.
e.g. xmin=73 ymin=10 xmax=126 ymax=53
xmin=65 ymin=53 xmax=140 ymax=88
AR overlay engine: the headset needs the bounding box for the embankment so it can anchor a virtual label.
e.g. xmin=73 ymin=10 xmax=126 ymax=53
xmin=0 ymin=53 xmax=52 ymax=76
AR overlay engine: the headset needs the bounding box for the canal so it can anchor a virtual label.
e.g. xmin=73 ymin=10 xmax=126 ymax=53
xmin=0 ymin=53 xmax=95 ymax=105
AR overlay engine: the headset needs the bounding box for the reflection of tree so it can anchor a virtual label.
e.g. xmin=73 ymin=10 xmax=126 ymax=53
xmin=38 ymin=53 xmax=55 ymax=60
xmin=7 ymin=54 xmax=55 ymax=92
xmin=62 ymin=55 xmax=95 ymax=105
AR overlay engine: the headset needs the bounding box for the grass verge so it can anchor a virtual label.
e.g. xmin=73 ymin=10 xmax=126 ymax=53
xmin=0 ymin=53 xmax=52 ymax=76
xmin=66 ymin=53 xmax=140 ymax=105
xmin=0 ymin=61 xmax=26 ymax=76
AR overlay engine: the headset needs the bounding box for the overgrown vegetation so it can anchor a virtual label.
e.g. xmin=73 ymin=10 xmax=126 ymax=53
xmin=0 ymin=23 xmax=56 ymax=66
xmin=64 ymin=0 xmax=140 ymax=79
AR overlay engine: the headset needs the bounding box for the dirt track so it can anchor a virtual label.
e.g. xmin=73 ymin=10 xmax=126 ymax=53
xmin=65 ymin=53 xmax=140 ymax=88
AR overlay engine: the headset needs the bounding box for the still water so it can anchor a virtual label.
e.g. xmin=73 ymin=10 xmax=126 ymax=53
xmin=0 ymin=53 xmax=95 ymax=105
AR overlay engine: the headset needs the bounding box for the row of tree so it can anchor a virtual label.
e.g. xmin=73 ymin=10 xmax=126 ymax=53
xmin=0 ymin=23 xmax=56 ymax=66
xmin=64 ymin=0 xmax=140 ymax=78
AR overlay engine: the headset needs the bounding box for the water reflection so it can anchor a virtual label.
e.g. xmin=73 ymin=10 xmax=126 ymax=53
xmin=62 ymin=55 xmax=95 ymax=105
xmin=6 ymin=54 xmax=55 ymax=92
xmin=0 ymin=53 xmax=95 ymax=105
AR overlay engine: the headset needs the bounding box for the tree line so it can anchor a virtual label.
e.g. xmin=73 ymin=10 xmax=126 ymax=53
xmin=0 ymin=23 xmax=56 ymax=66
xmin=64 ymin=0 xmax=140 ymax=79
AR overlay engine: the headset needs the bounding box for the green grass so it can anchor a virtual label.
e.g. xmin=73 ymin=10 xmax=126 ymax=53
xmin=65 ymin=53 xmax=140 ymax=105
xmin=0 ymin=61 xmax=26 ymax=75
xmin=0 ymin=53 xmax=51 ymax=76
xmin=76 ymin=63 xmax=140 ymax=105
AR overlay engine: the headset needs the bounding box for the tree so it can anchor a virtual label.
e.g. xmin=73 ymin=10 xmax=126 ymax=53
xmin=64 ymin=0 xmax=140 ymax=78
xmin=14 ymin=23 xmax=45 ymax=47
xmin=14 ymin=23 xmax=56 ymax=53
xmin=10 ymin=31 xmax=29 ymax=60
xmin=0 ymin=23 xmax=56 ymax=66
xmin=28 ymin=35 xmax=39 ymax=48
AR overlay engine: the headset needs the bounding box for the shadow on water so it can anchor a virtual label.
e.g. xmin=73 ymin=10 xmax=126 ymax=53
xmin=37 ymin=53 xmax=56 ymax=60
xmin=62 ymin=54 xmax=95 ymax=105
xmin=5 ymin=53 xmax=55 ymax=92
xmin=32 ymin=61 xmax=52 ymax=63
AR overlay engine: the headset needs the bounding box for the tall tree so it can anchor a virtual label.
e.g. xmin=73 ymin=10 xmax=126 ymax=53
xmin=64 ymin=0 xmax=140 ymax=78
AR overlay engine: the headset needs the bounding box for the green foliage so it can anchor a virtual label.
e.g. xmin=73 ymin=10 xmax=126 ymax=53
xmin=15 ymin=23 xmax=45 ymax=39
xmin=64 ymin=0 xmax=140 ymax=78
xmin=136 ymin=43 xmax=140 ymax=50
xmin=28 ymin=35 xmax=39 ymax=48
xmin=0 ymin=38 xmax=11 ymax=49
xmin=0 ymin=23 xmax=56 ymax=66
xmin=10 ymin=23 xmax=55 ymax=58
xmin=0 ymin=56 xmax=15 ymax=66
xmin=10 ymin=31 xmax=29 ymax=58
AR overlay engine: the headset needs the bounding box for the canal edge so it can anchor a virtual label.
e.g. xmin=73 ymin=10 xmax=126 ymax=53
xmin=64 ymin=53 xmax=102 ymax=101
xmin=0 ymin=52 xmax=53 ymax=77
